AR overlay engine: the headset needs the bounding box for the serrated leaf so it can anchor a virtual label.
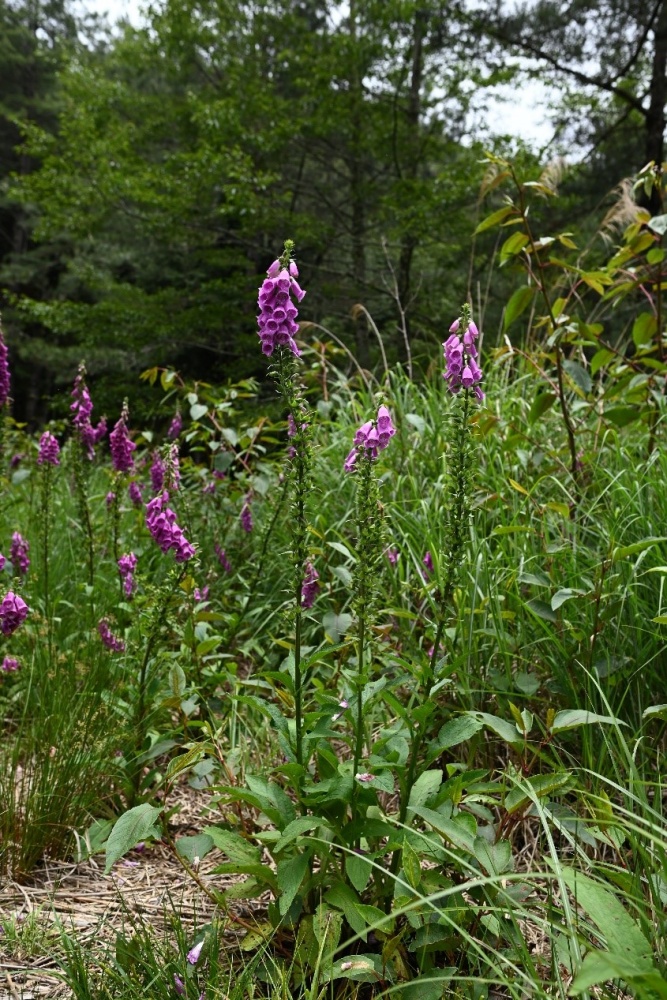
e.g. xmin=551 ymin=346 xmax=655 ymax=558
xmin=550 ymin=710 xmax=624 ymax=733
xmin=105 ymin=804 xmax=162 ymax=873
xmin=427 ymin=715 xmax=483 ymax=762
xmin=203 ymin=826 xmax=261 ymax=865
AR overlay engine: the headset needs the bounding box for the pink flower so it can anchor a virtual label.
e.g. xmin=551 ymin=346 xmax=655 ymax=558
xmin=187 ymin=939 xmax=204 ymax=965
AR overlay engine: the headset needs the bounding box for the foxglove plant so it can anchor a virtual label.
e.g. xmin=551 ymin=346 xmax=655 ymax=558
xmin=70 ymin=363 xmax=100 ymax=583
xmin=257 ymin=240 xmax=312 ymax=774
xmin=37 ymin=432 xmax=60 ymax=633
xmin=398 ymin=302 xmax=485 ymax=832
xmin=146 ymin=493 xmax=195 ymax=563
xmin=168 ymin=410 xmax=183 ymax=440
xmin=98 ymin=618 xmax=125 ymax=653
xmin=109 ymin=400 xmax=137 ymax=562
xmin=150 ymin=452 xmax=165 ymax=494
xmin=0 ymin=318 xmax=10 ymax=410
xmin=118 ymin=552 xmax=138 ymax=598
xmin=345 ymin=405 xmax=396 ymax=801
xmin=10 ymin=532 xmax=29 ymax=578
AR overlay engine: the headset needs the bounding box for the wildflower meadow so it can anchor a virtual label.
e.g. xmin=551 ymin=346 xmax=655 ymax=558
xmin=2 ymin=173 xmax=667 ymax=1000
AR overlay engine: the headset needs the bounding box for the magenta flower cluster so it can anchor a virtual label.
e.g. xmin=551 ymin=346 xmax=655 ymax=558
xmin=10 ymin=532 xmax=29 ymax=577
xmin=1 ymin=656 xmax=20 ymax=673
xmin=0 ymin=591 xmax=28 ymax=635
xmin=71 ymin=365 xmax=106 ymax=459
xmin=301 ymin=562 xmax=320 ymax=609
xmin=145 ymin=492 xmax=195 ymax=562
xmin=110 ymin=401 xmax=136 ymax=473
xmin=443 ymin=317 xmax=484 ymax=399
xmin=0 ymin=326 xmax=10 ymax=408
xmin=344 ymin=405 xmax=396 ymax=472
xmin=150 ymin=452 xmax=165 ymax=493
xmin=98 ymin=619 xmax=125 ymax=653
xmin=215 ymin=544 xmax=231 ymax=572
xmin=37 ymin=431 xmax=60 ymax=466
xmin=167 ymin=411 xmax=183 ymax=440
xmin=240 ymin=497 xmax=253 ymax=533
xmin=257 ymin=258 xmax=306 ymax=357
xmin=118 ymin=552 xmax=138 ymax=597
xmin=128 ymin=481 xmax=143 ymax=506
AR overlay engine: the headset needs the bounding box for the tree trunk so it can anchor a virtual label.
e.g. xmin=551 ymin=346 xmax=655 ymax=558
xmin=644 ymin=0 xmax=667 ymax=213
xmin=348 ymin=0 xmax=370 ymax=368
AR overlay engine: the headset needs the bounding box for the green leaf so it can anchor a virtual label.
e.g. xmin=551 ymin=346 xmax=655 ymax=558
xmin=346 ymin=851 xmax=373 ymax=893
xmin=590 ymin=348 xmax=615 ymax=374
xmin=550 ymin=710 xmax=625 ymax=733
xmin=327 ymin=954 xmax=388 ymax=983
xmin=203 ymin=826 xmax=261 ymax=865
xmin=474 ymin=205 xmax=515 ymax=234
xmin=466 ymin=711 xmax=525 ymax=747
xmin=277 ymin=851 xmax=311 ymax=915
xmin=190 ymin=403 xmax=208 ymax=421
xmin=324 ymin=882 xmax=367 ymax=937
xmin=175 ymin=833 xmax=214 ymax=864
xmin=398 ymin=970 xmax=456 ymax=1000
xmin=562 ymin=359 xmax=592 ymax=395
xmin=612 ymin=537 xmax=667 ymax=562
xmin=648 ymin=214 xmax=667 ymax=235
xmin=643 ymin=704 xmax=667 ymax=720
xmin=551 ymin=588 xmax=586 ymax=611
xmin=407 ymin=770 xmax=442 ymax=813
xmin=503 ymin=286 xmax=534 ymax=330
xmin=652 ymin=615 xmax=667 ymax=625
xmin=525 ymin=598 xmax=558 ymax=622
xmin=632 ymin=312 xmax=657 ymax=348
xmin=499 ymin=231 xmax=529 ymax=263
xmin=166 ymin=744 xmax=205 ymax=779
xmin=505 ymin=771 xmax=573 ymax=812
xmin=412 ymin=807 xmax=476 ymax=854
xmin=605 ymin=405 xmax=641 ymax=427
xmin=426 ymin=716 xmax=483 ymax=763
xmin=105 ymin=804 xmax=162 ymax=873
xmin=322 ymin=612 xmax=353 ymax=643
xmin=473 ymin=836 xmax=512 ymax=875
xmin=402 ymin=839 xmax=422 ymax=889
xmin=559 ymin=868 xmax=654 ymax=976
xmin=528 ymin=391 xmax=557 ymax=424
xmin=274 ymin=816 xmax=329 ymax=854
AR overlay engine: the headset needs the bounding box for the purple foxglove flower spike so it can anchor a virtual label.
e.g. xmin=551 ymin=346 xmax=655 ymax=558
xmin=240 ymin=497 xmax=253 ymax=533
xmin=71 ymin=363 xmax=100 ymax=460
xmin=215 ymin=544 xmax=231 ymax=572
xmin=98 ymin=619 xmax=125 ymax=652
xmin=145 ymin=492 xmax=195 ymax=562
xmin=0 ymin=591 xmax=28 ymax=635
xmin=0 ymin=322 xmax=10 ymax=408
xmin=37 ymin=431 xmax=60 ymax=466
xmin=443 ymin=308 xmax=484 ymax=399
xmin=423 ymin=551 xmax=434 ymax=578
xmin=345 ymin=405 xmax=396 ymax=470
xmin=1 ymin=656 xmax=20 ymax=672
xmin=257 ymin=253 xmax=306 ymax=357
xmin=10 ymin=532 xmax=29 ymax=577
xmin=128 ymin=481 xmax=143 ymax=506
xmin=301 ymin=561 xmax=319 ymax=609
xmin=150 ymin=452 xmax=165 ymax=494
xmin=168 ymin=411 xmax=183 ymax=440
xmin=109 ymin=400 xmax=136 ymax=473
xmin=118 ymin=552 xmax=138 ymax=597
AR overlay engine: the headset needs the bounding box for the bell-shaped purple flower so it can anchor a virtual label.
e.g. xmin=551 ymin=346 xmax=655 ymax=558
xmin=109 ymin=400 xmax=136 ymax=473
xmin=0 ymin=591 xmax=28 ymax=635
xmin=10 ymin=532 xmax=29 ymax=577
xmin=37 ymin=431 xmax=60 ymax=466
xmin=257 ymin=255 xmax=306 ymax=357
xmin=0 ymin=323 xmax=10 ymax=408
xmin=301 ymin=562 xmax=319 ymax=609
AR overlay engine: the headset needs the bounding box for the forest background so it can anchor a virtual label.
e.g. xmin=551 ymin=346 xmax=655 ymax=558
xmin=2 ymin=0 xmax=666 ymax=419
